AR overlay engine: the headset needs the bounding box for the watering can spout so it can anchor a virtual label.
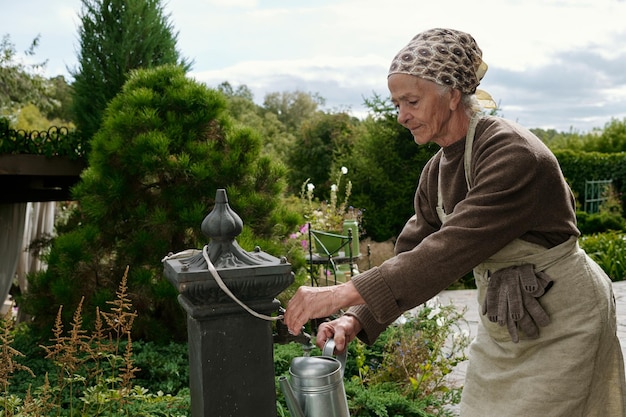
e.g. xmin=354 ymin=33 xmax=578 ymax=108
xmin=279 ymin=376 xmax=306 ymax=417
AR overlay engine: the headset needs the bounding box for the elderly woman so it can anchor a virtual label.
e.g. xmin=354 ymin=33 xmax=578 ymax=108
xmin=284 ymin=28 xmax=626 ymax=416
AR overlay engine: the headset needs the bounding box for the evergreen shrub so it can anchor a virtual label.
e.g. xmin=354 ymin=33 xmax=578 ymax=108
xmin=20 ymin=64 xmax=298 ymax=344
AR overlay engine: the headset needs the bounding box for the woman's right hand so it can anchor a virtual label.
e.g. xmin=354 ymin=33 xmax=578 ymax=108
xmin=316 ymin=315 xmax=363 ymax=353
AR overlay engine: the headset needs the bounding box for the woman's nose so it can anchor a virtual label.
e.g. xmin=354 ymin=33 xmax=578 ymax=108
xmin=397 ymin=106 xmax=410 ymax=125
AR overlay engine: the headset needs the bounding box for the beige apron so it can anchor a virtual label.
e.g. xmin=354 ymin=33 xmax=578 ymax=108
xmin=436 ymin=115 xmax=626 ymax=416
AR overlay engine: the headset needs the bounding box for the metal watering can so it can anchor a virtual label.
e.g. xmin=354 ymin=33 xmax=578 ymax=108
xmin=279 ymin=339 xmax=350 ymax=417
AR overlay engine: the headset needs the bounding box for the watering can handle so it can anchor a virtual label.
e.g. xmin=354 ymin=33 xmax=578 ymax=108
xmin=323 ymin=338 xmax=347 ymax=376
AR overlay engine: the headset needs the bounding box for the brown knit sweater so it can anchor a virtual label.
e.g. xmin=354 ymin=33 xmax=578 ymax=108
xmin=347 ymin=115 xmax=579 ymax=344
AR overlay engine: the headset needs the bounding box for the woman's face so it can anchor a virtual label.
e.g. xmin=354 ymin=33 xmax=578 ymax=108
xmin=388 ymin=73 xmax=458 ymax=147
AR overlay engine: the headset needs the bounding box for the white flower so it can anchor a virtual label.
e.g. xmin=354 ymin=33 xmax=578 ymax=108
xmin=299 ymin=167 xmax=354 ymax=232
xmin=425 ymin=297 xmax=440 ymax=309
xmin=427 ymin=306 xmax=441 ymax=320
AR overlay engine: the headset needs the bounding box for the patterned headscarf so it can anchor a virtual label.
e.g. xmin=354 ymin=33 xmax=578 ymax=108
xmin=388 ymin=28 xmax=488 ymax=95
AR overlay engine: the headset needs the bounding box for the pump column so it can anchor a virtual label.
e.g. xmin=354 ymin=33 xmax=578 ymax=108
xmin=164 ymin=189 xmax=293 ymax=417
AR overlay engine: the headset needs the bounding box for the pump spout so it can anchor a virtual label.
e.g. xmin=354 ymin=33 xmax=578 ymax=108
xmin=279 ymin=376 xmax=306 ymax=417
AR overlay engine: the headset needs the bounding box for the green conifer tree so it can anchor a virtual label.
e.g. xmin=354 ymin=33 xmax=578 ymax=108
xmin=70 ymin=0 xmax=190 ymax=141
xmin=23 ymin=65 xmax=292 ymax=342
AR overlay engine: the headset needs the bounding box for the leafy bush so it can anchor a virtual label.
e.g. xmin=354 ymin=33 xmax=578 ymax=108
xmin=346 ymin=381 xmax=434 ymax=417
xmin=132 ymin=341 xmax=189 ymax=395
xmin=576 ymin=183 xmax=626 ymax=235
xmin=1 ymin=268 xmax=189 ymax=416
xmin=579 ymin=231 xmax=626 ymax=282
xmin=275 ymin=297 xmax=470 ymax=417
xmin=577 ymin=211 xmax=626 ymax=235
xmin=575 ymin=184 xmax=626 ymax=282
xmin=364 ymin=300 xmax=469 ymax=411
xmin=6 ymin=265 xmax=470 ymax=416
xmin=554 ymin=149 xmax=626 ymax=214
xmin=20 ymin=64 xmax=299 ymax=344
xmin=342 ymin=94 xmax=439 ymax=241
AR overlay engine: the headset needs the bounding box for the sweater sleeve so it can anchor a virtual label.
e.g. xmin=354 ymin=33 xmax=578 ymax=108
xmin=394 ymin=157 xmax=442 ymax=255
xmin=347 ymin=117 xmax=578 ymax=344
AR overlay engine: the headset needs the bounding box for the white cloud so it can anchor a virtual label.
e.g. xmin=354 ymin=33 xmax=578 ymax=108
xmin=4 ymin=0 xmax=626 ymax=132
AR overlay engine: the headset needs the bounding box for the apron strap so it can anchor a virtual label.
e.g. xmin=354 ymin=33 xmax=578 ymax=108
xmin=436 ymin=113 xmax=481 ymax=223
xmin=464 ymin=113 xmax=480 ymax=190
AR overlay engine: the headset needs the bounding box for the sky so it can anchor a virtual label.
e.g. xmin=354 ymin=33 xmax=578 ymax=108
xmin=3 ymin=0 xmax=626 ymax=133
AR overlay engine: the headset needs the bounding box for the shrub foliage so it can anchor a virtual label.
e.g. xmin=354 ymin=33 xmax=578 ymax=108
xmin=21 ymin=65 xmax=295 ymax=343
xmin=1 ymin=267 xmax=189 ymax=416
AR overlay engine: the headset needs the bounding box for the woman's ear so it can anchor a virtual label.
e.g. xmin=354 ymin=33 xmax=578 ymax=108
xmin=449 ymin=89 xmax=462 ymax=111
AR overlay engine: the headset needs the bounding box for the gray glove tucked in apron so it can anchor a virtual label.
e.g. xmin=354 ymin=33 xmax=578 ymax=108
xmin=481 ymin=264 xmax=553 ymax=343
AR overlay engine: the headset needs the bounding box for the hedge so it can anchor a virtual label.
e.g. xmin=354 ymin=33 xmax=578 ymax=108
xmin=554 ymin=150 xmax=626 ymax=212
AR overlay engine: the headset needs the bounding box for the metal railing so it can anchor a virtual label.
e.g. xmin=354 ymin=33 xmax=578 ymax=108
xmin=0 ymin=122 xmax=86 ymax=159
xmin=584 ymin=179 xmax=612 ymax=213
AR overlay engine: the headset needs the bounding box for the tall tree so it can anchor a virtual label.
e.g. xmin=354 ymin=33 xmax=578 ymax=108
xmin=263 ymin=90 xmax=323 ymax=132
xmin=287 ymin=112 xmax=360 ymax=197
xmin=0 ymin=34 xmax=54 ymax=122
xmin=218 ymin=82 xmax=295 ymax=163
xmin=344 ymin=93 xmax=439 ymax=241
xmin=70 ymin=0 xmax=190 ymax=141
xmin=45 ymin=76 xmax=74 ymax=124
xmin=587 ymin=118 xmax=626 ymax=153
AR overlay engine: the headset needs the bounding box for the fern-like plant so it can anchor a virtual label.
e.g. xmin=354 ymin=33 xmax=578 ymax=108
xmin=1 ymin=266 xmax=189 ymax=416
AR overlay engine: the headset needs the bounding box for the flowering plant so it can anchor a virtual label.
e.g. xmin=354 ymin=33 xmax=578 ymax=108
xmin=301 ymin=166 xmax=354 ymax=232
xmin=367 ymin=296 xmax=471 ymax=401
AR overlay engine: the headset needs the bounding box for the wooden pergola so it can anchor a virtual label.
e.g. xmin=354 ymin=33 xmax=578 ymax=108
xmin=0 ymin=154 xmax=85 ymax=203
xmin=0 ymin=125 xmax=86 ymax=203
